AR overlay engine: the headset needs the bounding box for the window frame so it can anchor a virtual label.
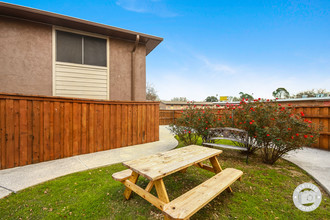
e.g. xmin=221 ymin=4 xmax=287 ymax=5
xmin=52 ymin=26 xmax=110 ymax=99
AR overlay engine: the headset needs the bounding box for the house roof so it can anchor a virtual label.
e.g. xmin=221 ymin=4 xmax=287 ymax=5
xmin=0 ymin=2 xmax=163 ymax=55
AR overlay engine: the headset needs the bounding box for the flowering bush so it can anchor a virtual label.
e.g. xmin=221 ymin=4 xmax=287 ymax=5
xmin=226 ymin=98 xmax=320 ymax=165
xmin=169 ymin=102 xmax=223 ymax=144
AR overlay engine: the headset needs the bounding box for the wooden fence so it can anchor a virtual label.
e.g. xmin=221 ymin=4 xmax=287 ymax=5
xmin=160 ymin=105 xmax=330 ymax=151
xmin=0 ymin=93 xmax=159 ymax=170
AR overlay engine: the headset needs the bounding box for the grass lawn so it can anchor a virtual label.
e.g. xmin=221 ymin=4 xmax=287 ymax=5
xmin=0 ymin=140 xmax=329 ymax=219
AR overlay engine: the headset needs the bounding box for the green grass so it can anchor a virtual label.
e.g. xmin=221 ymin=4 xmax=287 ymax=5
xmin=0 ymin=146 xmax=329 ymax=219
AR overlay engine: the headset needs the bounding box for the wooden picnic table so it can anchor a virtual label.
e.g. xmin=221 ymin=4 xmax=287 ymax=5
xmin=112 ymin=145 xmax=243 ymax=220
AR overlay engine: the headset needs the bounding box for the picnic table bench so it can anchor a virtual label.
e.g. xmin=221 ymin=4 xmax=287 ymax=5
xmin=112 ymin=145 xmax=243 ymax=219
xmin=203 ymin=127 xmax=251 ymax=163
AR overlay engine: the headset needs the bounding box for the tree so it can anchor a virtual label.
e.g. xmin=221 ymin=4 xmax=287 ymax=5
xmin=239 ymin=92 xmax=254 ymax=100
xmin=294 ymin=89 xmax=330 ymax=98
xmin=146 ymin=83 xmax=159 ymax=101
xmin=272 ymin=88 xmax=290 ymax=99
xmin=205 ymin=96 xmax=218 ymax=102
xmin=171 ymin=97 xmax=188 ymax=102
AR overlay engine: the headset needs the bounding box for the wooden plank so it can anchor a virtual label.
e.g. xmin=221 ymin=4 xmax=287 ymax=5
xmin=145 ymin=181 xmax=154 ymax=192
xmin=103 ymin=105 xmax=110 ymax=150
xmin=53 ymin=102 xmax=61 ymax=159
xmin=0 ymin=100 xmax=5 ymax=169
xmin=123 ymin=179 xmax=165 ymax=211
xmin=96 ymin=104 xmax=104 ymax=152
xmin=43 ymin=101 xmax=51 ymax=161
xmin=142 ymin=105 xmax=147 ymax=143
xmin=60 ymin=102 xmax=65 ymax=158
xmin=81 ymin=103 xmax=88 ymax=154
xmin=155 ymin=104 xmax=159 ymax=141
xmin=112 ymin=169 xmax=132 ymax=181
xmin=123 ymin=145 xmax=223 ymax=181
xmin=27 ymin=101 xmax=33 ymax=164
xmin=121 ymin=105 xmax=128 ymax=147
xmin=49 ymin=102 xmax=54 ymax=160
xmin=123 ymin=171 xmax=139 ymax=200
xmin=154 ymin=179 xmax=170 ymax=203
xmin=72 ymin=103 xmax=81 ymax=155
xmin=163 ymin=168 xmax=243 ymax=220
xmin=116 ymin=105 xmax=122 ymax=148
xmin=132 ymin=105 xmax=138 ymax=145
xmin=110 ymin=105 xmax=116 ymax=149
xmin=5 ymin=99 xmax=14 ymax=168
xmin=320 ymin=107 xmax=329 ymax=150
xmin=19 ymin=100 xmax=28 ymax=166
xmin=32 ymin=101 xmax=40 ymax=163
xmin=63 ymin=102 xmax=72 ymax=157
xmin=312 ymin=107 xmax=320 ymax=148
xmin=39 ymin=101 xmax=44 ymax=162
xmin=88 ymin=104 xmax=95 ymax=153
xmin=127 ymin=105 xmax=133 ymax=146
xmin=146 ymin=105 xmax=151 ymax=143
xmin=13 ymin=100 xmax=20 ymax=167
xmin=137 ymin=105 xmax=143 ymax=144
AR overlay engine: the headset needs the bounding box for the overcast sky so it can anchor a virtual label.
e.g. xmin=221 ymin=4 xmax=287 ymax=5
xmin=5 ymin=0 xmax=330 ymax=101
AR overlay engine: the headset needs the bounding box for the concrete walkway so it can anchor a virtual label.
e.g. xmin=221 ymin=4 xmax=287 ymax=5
xmin=0 ymin=126 xmax=177 ymax=199
xmin=284 ymin=147 xmax=330 ymax=196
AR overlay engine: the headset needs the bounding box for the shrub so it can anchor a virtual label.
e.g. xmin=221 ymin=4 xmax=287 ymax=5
xmin=169 ymin=102 xmax=223 ymax=145
xmin=226 ymin=98 xmax=320 ymax=165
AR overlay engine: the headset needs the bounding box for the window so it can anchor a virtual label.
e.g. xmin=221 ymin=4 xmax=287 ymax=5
xmin=56 ymin=30 xmax=107 ymax=67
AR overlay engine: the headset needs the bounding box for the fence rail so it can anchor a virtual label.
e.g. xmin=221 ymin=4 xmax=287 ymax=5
xmin=0 ymin=93 xmax=159 ymax=170
xmin=160 ymin=105 xmax=330 ymax=151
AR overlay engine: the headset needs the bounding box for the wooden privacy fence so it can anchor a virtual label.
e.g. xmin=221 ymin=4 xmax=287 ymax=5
xmin=0 ymin=93 xmax=159 ymax=170
xmin=160 ymin=105 xmax=330 ymax=151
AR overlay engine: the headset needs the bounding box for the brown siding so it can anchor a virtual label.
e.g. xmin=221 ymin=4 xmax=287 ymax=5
xmin=0 ymin=93 xmax=159 ymax=170
xmin=0 ymin=16 xmax=52 ymax=96
xmin=109 ymin=38 xmax=146 ymax=101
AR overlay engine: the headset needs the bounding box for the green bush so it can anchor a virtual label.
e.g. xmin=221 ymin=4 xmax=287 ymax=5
xmin=169 ymin=103 xmax=223 ymax=144
xmin=227 ymin=98 xmax=320 ymax=164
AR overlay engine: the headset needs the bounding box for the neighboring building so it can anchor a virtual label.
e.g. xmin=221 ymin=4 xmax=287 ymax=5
xmin=0 ymin=2 xmax=162 ymax=101
xmin=160 ymin=101 xmax=215 ymax=110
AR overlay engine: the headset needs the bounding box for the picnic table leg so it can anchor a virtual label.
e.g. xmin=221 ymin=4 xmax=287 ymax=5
xmin=124 ymin=171 xmax=139 ymax=200
xmin=209 ymin=156 xmax=233 ymax=193
xmin=154 ymin=179 xmax=170 ymax=220
xmin=145 ymin=181 xmax=154 ymax=192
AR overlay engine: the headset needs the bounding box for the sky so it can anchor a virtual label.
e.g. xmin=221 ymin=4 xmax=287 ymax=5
xmin=4 ymin=0 xmax=330 ymax=101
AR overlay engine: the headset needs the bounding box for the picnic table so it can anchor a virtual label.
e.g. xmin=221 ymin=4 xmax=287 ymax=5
xmin=112 ymin=145 xmax=243 ymax=220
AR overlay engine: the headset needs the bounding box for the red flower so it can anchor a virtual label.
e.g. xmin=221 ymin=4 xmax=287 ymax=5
xmin=239 ymin=122 xmax=242 ymax=124
xmin=205 ymin=127 xmax=208 ymax=130
xmin=311 ymin=135 xmax=314 ymax=138
xmin=267 ymin=134 xmax=270 ymax=136
xmin=267 ymin=99 xmax=269 ymax=102
xmin=271 ymin=118 xmax=275 ymax=120
xmin=276 ymin=98 xmax=279 ymax=100
xmin=229 ymin=116 xmax=232 ymax=119
xmin=278 ymin=104 xmax=281 ymax=106
xmin=288 ymin=104 xmax=291 ymax=106
xmin=296 ymin=133 xmax=299 ymax=136
xmin=188 ymin=131 xmax=191 ymax=133
xmin=198 ymin=118 xmax=201 ymax=121
xmin=304 ymin=135 xmax=308 ymax=138
xmin=254 ymin=136 xmax=257 ymax=138
xmin=288 ymin=128 xmax=291 ymax=130
xmin=291 ymin=136 xmax=294 ymax=139
xmin=206 ymin=121 xmax=208 ymax=123
xmin=258 ymin=98 xmax=261 ymax=100
xmin=249 ymin=122 xmax=253 ymax=124
xmin=300 ymin=112 xmax=305 ymax=117
xmin=276 ymin=138 xmax=280 ymax=141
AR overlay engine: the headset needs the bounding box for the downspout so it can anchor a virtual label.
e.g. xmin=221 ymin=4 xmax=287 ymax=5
xmin=131 ymin=35 xmax=140 ymax=101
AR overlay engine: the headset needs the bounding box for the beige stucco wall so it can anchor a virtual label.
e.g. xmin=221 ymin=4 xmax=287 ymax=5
xmin=0 ymin=16 xmax=53 ymax=96
xmin=109 ymin=38 xmax=146 ymax=101
xmin=0 ymin=16 xmax=147 ymax=101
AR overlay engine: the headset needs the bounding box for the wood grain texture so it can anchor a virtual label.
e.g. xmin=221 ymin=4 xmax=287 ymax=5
xmin=0 ymin=94 xmax=159 ymax=170
xmin=163 ymin=168 xmax=243 ymax=220
xmin=123 ymin=145 xmax=222 ymax=181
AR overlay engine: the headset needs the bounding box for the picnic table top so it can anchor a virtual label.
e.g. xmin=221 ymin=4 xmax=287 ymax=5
xmin=123 ymin=145 xmax=222 ymax=181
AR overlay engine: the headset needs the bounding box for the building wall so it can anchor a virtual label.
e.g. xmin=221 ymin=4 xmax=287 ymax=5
xmin=0 ymin=16 xmax=53 ymax=96
xmin=0 ymin=16 xmax=147 ymax=101
xmin=109 ymin=38 xmax=146 ymax=101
